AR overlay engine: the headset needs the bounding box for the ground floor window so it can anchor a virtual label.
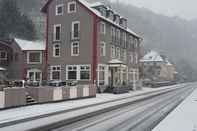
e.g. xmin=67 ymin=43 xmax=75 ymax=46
xmin=51 ymin=66 xmax=61 ymax=80
xmin=66 ymin=65 xmax=90 ymax=81
xmin=97 ymin=65 xmax=106 ymax=86
xmin=27 ymin=69 xmax=42 ymax=82
xmin=67 ymin=65 xmax=77 ymax=80
xmin=80 ymin=66 xmax=90 ymax=80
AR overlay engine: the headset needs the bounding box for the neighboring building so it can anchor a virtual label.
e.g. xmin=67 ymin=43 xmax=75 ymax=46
xmin=140 ymin=50 xmax=177 ymax=82
xmin=41 ymin=0 xmax=142 ymax=87
xmin=0 ymin=38 xmax=46 ymax=82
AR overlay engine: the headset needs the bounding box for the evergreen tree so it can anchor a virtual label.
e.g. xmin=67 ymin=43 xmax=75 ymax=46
xmin=0 ymin=0 xmax=36 ymax=40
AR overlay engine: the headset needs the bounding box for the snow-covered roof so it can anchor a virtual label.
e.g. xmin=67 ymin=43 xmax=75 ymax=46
xmin=78 ymin=0 xmax=141 ymax=38
xmin=140 ymin=50 xmax=164 ymax=62
xmin=90 ymin=2 xmax=105 ymax=8
xmin=41 ymin=0 xmax=141 ymax=38
xmin=14 ymin=38 xmax=45 ymax=51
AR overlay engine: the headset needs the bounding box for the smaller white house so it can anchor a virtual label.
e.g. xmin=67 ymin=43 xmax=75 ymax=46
xmin=140 ymin=50 xmax=176 ymax=81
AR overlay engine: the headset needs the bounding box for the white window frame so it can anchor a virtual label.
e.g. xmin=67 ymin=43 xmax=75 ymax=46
xmin=80 ymin=65 xmax=91 ymax=81
xmin=71 ymin=21 xmax=80 ymax=39
xmin=66 ymin=65 xmax=78 ymax=80
xmin=116 ymin=29 xmax=120 ymax=40
xmin=116 ymin=47 xmax=121 ymax=59
xmin=0 ymin=51 xmax=7 ymax=60
xmin=68 ymin=1 xmax=77 ymax=13
xmin=27 ymin=69 xmax=42 ymax=82
xmin=50 ymin=65 xmax=61 ymax=80
xmin=66 ymin=65 xmax=91 ymax=81
xmin=55 ymin=4 xmax=64 ymax=16
xmin=130 ymin=52 xmax=133 ymax=63
xmin=123 ymin=49 xmax=127 ymax=61
xmin=100 ymin=41 xmax=106 ymax=57
xmin=111 ymin=26 xmax=115 ymax=38
xmin=71 ymin=41 xmax=79 ymax=56
xmin=111 ymin=45 xmax=116 ymax=58
xmin=53 ymin=44 xmax=60 ymax=57
xmin=27 ymin=51 xmax=42 ymax=64
xmin=100 ymin=22 xmax=106 ymax=34
xmin=53 ymin=24 xmax=61 ymax=41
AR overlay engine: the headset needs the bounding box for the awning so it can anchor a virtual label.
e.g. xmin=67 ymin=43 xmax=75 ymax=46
xmin=108 ymin=59 xmax=127 ymax=68
xmin=0 ymin=67 xmax=6 ymax=71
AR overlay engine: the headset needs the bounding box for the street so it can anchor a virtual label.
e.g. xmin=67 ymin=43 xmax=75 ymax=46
xmin=53 ymin=84 xmax=195 ymax=131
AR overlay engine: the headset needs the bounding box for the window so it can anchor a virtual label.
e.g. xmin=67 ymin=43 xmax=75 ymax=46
xmin=100 ymin=42 xmax=106 ymax=57
xmin=27 ymin=51 xmax=42 ymax=64
xmin=100 ymin=22 xmax=106 ymax=34
xmin=51 ymin=66 xmax=61 ymax=80
xmin=27 ymin=69 xmax=42 ymax=82
xmin=56 ymin=4 xmax=63 ymax=15
xmin=97 ymin=65 xmax=105 ymax=85
xmin=71 ymin=42 xmax=79 ymax=56
xmin=111 ymin=45 xmax=116 ymax=58
xmin=54 ymin=24 xmax=61 ymax=41
xmin=123 ymin=32 xmax=127 ymax=43
xmin=123 ymin=50 xmax=127 ymax=61
xmin=72 ymin=21 xmax=80 ymax=39
xmin=15 ymin=53 xmax=19 ymax=61
xmin=116 ymin=29 xmax=120 ymax=41
xmin=67 ymin=65 xmax=77 ymax=80
xmin=68 ymin=1 xmax=76 ymax=13
xmin=0 ymin=51 xmax=7 ymax=60
xmin=53 ymin=44 xmax=60 ymax=57
xmin=80 ymin=65 xmax=90 ymax=80
xmin=111 ymin=26 xmax=115 ymax=38
xmin=116 ymin=47 xmax=120 ymax=59
xmin=130 ymin=52 xmax=133 ymax=63
xmin=135 ymin=53 xmax=138 ymax=64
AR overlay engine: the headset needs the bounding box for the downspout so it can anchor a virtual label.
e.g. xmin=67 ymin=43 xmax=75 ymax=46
xmin=44 ymin=8 xmax=49 ymax=81
xmin=92 ymin=15 xmax=98 ymax=85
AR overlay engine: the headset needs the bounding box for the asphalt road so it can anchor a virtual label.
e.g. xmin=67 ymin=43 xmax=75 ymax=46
xmin=53 ymin=85 xmax=196 ymax=131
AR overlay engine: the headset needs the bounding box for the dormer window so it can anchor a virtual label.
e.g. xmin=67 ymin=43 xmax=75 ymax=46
xmin=99 ymin=7 xmax=107 ymax=17
xmin=114 ymin=14 xmax=120 ymax=24
xmin=68 ymin=1 xmax=76 ymax=13
xmin=107 ymin=10 xmax=114 ymax=20
xmin=0 ymin=51 xmax=7 ymax=60
xmin=120 ymin=18 xmax=127 ymax=28
xmin=56 ymin=4 xmax=63 ymax=16
xmin=100 ymin=22 xmax=106 ymax=34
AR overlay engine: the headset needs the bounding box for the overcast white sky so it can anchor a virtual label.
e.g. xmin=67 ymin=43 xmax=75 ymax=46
xmin=110 ymin=0 xmax=197 ymax=20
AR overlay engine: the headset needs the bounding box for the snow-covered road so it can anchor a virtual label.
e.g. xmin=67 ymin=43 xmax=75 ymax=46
xmin=0 ymin=83 xmax=194 ymax=131
xmin=153 ymin=83 xmax=197 ymax=131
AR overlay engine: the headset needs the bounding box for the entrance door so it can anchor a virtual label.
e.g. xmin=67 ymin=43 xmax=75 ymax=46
xmin=27 ymin=69 xmax=42 ymax=82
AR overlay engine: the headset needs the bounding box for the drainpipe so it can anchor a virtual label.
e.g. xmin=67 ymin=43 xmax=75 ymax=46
xmin=92 ymin=15 xmax=98 ymax=85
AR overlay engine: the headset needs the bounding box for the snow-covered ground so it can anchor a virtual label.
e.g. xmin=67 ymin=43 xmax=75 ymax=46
xmin=153 ymin=85 xmax=197 ymax=131
xmin=0 ymin=84 xmax=186 ymax=126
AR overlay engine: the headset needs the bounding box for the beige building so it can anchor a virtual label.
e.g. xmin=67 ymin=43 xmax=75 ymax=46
xmin=140 ymin=50 xmax=176 ymax=82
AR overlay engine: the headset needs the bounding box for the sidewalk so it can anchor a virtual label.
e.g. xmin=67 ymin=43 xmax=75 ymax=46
xmin=0 ymin=84 xmax=186 ymax=126
xmin=153 ymin=84 xmax=197 ymax=131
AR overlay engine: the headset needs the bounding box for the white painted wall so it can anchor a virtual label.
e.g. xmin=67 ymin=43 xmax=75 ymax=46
xmin=53 ymin=87 xmax=63 ymax=101
xmin=69 ymin=87 xmax=77 ymax=99
xmin=0 ymin=92 xmax=5 ymax=108
xmin=83 ymin=86 xmax=89 ymax=97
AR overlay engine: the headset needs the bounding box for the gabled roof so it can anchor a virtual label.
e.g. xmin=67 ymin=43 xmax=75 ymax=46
xmin=14 ymin=38 xmax=45 ymax=51
xmin=41 ymin=0 xmax=141 ymax=38
xmin=140 ymin=50 xmax=164 ymax=62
